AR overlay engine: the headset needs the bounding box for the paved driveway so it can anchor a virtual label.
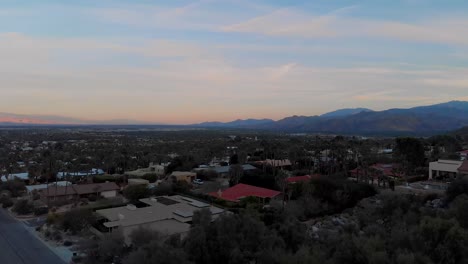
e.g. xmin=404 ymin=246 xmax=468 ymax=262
xmin=0 ymin=210 xmax=65 ymax=264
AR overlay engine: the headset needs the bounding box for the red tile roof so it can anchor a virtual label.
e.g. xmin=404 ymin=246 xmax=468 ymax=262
xmin=286 ymin=174 xmax=320 ymax=183
xmin=210 ymin=183 xmax=281 ymax=202
xmin=458 ymin=160 xmax=468 ymax=173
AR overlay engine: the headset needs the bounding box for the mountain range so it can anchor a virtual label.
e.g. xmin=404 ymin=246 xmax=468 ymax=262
xmin=196 ymin=101 xmax=468 ymax=135
xmin=2 ymin=101 xmax=468 ymax=135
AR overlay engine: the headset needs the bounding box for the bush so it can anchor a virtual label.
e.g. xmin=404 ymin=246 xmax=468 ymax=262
xmin=34 ymin=207 xmax=49 ymax=216
xmin=142 ymin=173 xmax=159 ymax=183
xmin=53 ymin=230 xmax=62 ymax=241
xmin=61 ymin=209 xmax=96 ymax=234
xmin=446 ymin=178 xmax=468 ymax=203
xmin=173 ymin=180 xmax=190 ymax=194
xmin=12 ymin=199 xmax=33 ymax=215
xmin=0 ymin=180 xmax=26 ymax=197
xmin=152 ymin=182 xmax=173 ymax=196
xmin=47 ymin=212 xmax=61 ymax=225
xmin=123 ymin=185 xmax=150 ymax=202
xmin=0 ymin=196 xmax=14 ymax=208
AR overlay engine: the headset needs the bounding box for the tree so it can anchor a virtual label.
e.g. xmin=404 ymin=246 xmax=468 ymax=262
xmin=61 ymin=209 xmax=96 ymax=234
xmin=394 ymin=137 xmax=425 ymax=177
xmin=123 ymin=185 xmax=150 ymax=202
xmin=129 ymin=227 xmax=160 ymax=248
xmin=275 ymin=170 xmax=288 ymax=209
xmin=229 ymin=164 xmax=243 ymax=186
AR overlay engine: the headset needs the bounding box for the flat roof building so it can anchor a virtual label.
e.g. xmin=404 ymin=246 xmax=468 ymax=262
xmin=95 ymin=195 xmax=225 ymax=244
xmin=429 ymin=159 xmax=463 ymax=180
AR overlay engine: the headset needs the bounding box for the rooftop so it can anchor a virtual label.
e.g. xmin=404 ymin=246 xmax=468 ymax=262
xmin=96 ymin=195 xmax=225 ymax=228
xmin=26 ymin=181 xmax=72 ymax=192
xmin=39 ymin=186 xmax=77 ymax=197
xmin=458 ymin=160 xmax=468 ymax=173
xmin=73 ymin=182 xmax=120 ymax=195
xmin=210 ymin=183 xmax=281 ymax=202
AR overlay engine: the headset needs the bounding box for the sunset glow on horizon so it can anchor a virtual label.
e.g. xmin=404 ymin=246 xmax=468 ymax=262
xmin=1 ymin=1 xmax=468 ymax=124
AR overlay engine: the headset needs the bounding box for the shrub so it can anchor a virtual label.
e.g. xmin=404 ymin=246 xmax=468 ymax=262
xmin=446 ymin=178 xmax=468 ymax=203
xmin=123 ymin=185 xmax=150 ymax=202
xmin=47 ymin=213 xmax=61 ymax=225
xmin=61 ymin=209 xmax=96 ymax=234
xmin=53 ymin=230 xmax=63 ymax=241
xmin=142 ymin=173 xmax=159 ymax=183
xmin=0 ymin=180 xmax=26 ymax=197
xmin=34 ymin=207 xmax=49 ymax=216
xmin=152 ymin=182 xmax=173 ymax=196
xmin=31 ymin=190 xmax=41 ymax=200
xmin=12 ymin=199 xmax=33 ymax=215
xmin=0 ymin=196 xmax=14 ymax=208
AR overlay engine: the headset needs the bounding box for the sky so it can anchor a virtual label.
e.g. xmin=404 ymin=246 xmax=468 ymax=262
xmin=1 ymin=0 xmax=468 ymax=124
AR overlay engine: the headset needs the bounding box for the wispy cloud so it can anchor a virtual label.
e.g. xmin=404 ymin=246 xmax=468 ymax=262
xmin=221 ymin=7 xmax=468 ymax=45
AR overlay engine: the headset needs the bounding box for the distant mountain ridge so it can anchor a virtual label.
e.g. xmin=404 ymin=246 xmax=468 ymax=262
xmin=197 ymin=118 xmax=275 ymax=127
xmin=2 ymin=101 xmax=468 ymax=135
xmin=194 ymin=101 xmax=468 ymax=135
xmin=320 ymin=108 xmax=373 ymax=118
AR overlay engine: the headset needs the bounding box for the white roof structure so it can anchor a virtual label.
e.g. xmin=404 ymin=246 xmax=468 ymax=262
xmin=56 ymin=168 xmax=104 ymax=178
xmin=429 ymin=159 xmax=464 ymax=179
xmin=1 ymin=172 xmax=29 ymax=182
xmin=25 ymin=181 xmax=72 ymax=192
xmin=96 ymin=195 xmax=225 ymax=235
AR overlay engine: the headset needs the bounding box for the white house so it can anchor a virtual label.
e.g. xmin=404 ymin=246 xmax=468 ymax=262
xmin=429 ymin=159 xmax=463 ymax=180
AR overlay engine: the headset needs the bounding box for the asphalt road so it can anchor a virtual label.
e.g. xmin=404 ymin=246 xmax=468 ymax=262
xmin=0 ymin=209 xmax=65 ymax=264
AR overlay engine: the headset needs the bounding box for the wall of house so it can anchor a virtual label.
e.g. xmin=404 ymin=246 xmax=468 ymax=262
xmin=100 ymin=190 xmax=117 ymax=198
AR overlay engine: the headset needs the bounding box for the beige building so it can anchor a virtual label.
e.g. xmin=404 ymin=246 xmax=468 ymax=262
xmin=170 ymin=171 xmax=196 ymax=184
xmin=429 ymin=159 xmax=463 ymax=180
xmin=95 ymin=195 xmax=225 ymax=244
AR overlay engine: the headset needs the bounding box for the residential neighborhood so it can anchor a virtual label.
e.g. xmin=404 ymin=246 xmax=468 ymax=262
xmin=1 ymin=126 xmax=468 ymax=263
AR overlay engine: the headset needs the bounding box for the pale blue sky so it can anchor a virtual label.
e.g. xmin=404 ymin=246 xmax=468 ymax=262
xmin=0 ymin=0 xmax=467 ymax=123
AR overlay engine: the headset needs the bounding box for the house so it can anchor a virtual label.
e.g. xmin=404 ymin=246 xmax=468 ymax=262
xmin=126 ymin=163 xmax=168 ymax=177
xmin=73 ymin=182 xmax=120 ymax=198
xmin=210 ymin=183 xmax=281 ymax=203
xmin=148 ymin=162 xmax=167 ymax=176
xmin=257 ymin=159 xmax=292 ymax=169
xmin=95 ymin=195 xmax=225 ymax=244
xmin=25 ymin=181 xmax=72 ymax=194
xmin=39 ymin=186 xmax=77 ymax=202
xmin=38 ymin=182 xmax=120 ymax=202
xmin=429 ymin=159 xmax=463 ymax=180
xmin=170 ymin=171 xmax=196 ymax=183
xmin=1 ymin=172 xmax=29 ymax=182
